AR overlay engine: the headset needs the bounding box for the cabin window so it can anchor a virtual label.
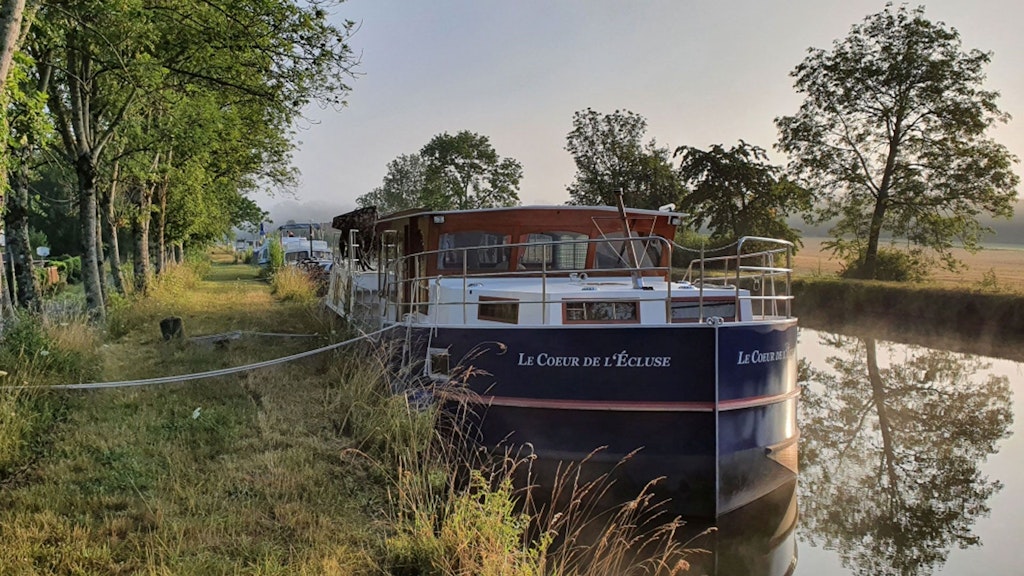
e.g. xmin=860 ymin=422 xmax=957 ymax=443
xmin=594 ymin=232 xmax=663 ymax=270
xmin=670 ymin=299 xmax=737 ymax=322
xmin=438 ymin=231 xmax=511 ymax=271
xmin=564 ymin=300 xmax=639 ymax=323
xmin=478 ymin=296 xmax=519 ymax=324
xmin=518 ymin=232 xmax=588 ymax=270
xmin=285 ymin=251 xmax=307 ymax=263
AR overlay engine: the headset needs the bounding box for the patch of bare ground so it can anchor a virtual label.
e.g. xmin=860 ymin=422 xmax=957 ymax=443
xmin=795 ymin=237 xmax=1024 ymax=292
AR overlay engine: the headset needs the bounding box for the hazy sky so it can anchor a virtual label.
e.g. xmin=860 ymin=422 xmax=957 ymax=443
xmin=264 ymin=0 xmax=1024 ymax=222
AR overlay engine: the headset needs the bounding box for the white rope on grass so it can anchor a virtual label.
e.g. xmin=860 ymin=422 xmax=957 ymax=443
xmin=1 ymin=325 xmax=399 ymax=391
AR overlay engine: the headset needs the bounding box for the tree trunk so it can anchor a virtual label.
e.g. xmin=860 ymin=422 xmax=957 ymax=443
xmin=76 ymin=152 xmax=105 ymax=320
xmin=102 ymin=160 xmax=124 ymax=295
xmin=131 ymin=181 xmax=152 ymax=294
xmin=0 ymin=183 xmax=12 ymax=319
xmin=863 ymin=193 xmax=888 ymax=279
xmin=173 ymin=242 xmax=183 ymax=264
xmin=0 ymin=0 xmax=26 ymax=97
xmin=95 ymin=201 xmax=107 ymax=303
xmin=6 ymin=146 xmax=39 ymax=310
xmin=155 ymin=178 xmax=167 ymax=274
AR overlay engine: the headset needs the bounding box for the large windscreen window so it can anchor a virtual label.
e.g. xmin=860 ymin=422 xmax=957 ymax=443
xmin=594 ymin=232 xmax=663 ymax=270
xmin=438 ymin=231 xmax=511 ymax=271
xmin=518 ymin=232 xmax=588 ymax=271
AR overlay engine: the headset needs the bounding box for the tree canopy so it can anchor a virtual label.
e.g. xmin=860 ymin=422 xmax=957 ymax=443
xmin=357 ymin=131 xmax=522 ymax=213
xmin=420 ymin=131 xmax=522 ymax=210
xmin=775 ymin=3 xmax=1019 ymax=278
xmin=675 ymin=141 xmax=811 ymax=245
xmin=565 ymin=108 xmax=683 ymax=210
xmin=4 ymin=0 xmax=359 ymax=314
xmin=356 ymin=154 xmax=425 ymax=215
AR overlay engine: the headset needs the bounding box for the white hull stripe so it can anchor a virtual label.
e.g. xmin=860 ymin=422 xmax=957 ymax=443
xmin=438 ymin=388 xmax=800 ymax=413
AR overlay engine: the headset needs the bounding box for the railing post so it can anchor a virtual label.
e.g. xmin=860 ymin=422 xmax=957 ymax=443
xmin=542 ymin=257 xmax=548 ymax=324
xmin=462 ymin=248 xmax=468 ymax=325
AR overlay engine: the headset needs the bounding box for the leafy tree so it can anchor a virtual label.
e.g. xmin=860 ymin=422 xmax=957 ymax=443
xmin=675 ymin=141 xmax=811 ymax=245
xmin=356 ymin=153 xmax=426 ymax=215
xmin=799 ymin=334 xmax=1011 ymax=574
xmin=419 ymin=130 xmax=522 ymax=210
xmin=775 ymin=4 xmax=1019 ymax=279
xmin=3 ymin=51 xmax=49 ymax=310
xmin=565 ymin=108 xmax=684 ymax=209
xmin=27 ymin=0 xmax=358 ymax=316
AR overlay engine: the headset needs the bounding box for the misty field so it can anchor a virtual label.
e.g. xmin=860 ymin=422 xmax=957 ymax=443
xmin=794 ymin=238 xmax=1024 ymax=292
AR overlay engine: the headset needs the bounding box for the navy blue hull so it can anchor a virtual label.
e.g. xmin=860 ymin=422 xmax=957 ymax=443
xmin=415 ymin=320 xmax=798 ymax=517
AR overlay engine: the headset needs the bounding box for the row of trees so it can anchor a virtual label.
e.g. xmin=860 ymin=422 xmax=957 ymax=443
xmin=360 ymin=4 xmax=1018 ymax=279
xmin=0 ymin=0 xmax=359 ymax=321
xmin=359 ymin=111 xmax=814 ymax=247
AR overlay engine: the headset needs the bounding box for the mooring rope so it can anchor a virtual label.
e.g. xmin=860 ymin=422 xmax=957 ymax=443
xmin=0 ymin=325 xmax=399 ymax=391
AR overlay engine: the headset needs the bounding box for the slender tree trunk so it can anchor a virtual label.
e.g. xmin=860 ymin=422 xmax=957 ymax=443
xmin=102 ymin=159 xmax=124 ymax=295
xmin=0 ymin=182 xmax=13 ymax=319
xmin=75 ymin=153 xmax=105 ymax=320
xmin=95 ymin=202 xmax=107 ymax=302
xmin=0 ymin=0 xmax=26 ymax=97
xmin=864 ymin=192 xmax=888 ymax=279
xmin=6 ymin=145 xmax=39 ymax=310
xmin=155 ymin=178 xmax=167 ymax=274
xmin=864 ymin=128 xmax=902 ymax=279
xmin=131 ymin=182 xmax=152 ymax=294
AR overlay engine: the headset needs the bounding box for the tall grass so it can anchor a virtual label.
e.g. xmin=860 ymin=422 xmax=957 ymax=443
xmin=0 ymin=312 xmax=97 ymax=479
xmin=326 ymin=341 xmax=704 ymax=575
xmin=270 ymin=266 xmax=318 ymax=303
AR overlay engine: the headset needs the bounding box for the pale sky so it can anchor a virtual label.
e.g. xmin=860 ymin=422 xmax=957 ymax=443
xmin=264 ymin=0 xmax=1024 ymax=223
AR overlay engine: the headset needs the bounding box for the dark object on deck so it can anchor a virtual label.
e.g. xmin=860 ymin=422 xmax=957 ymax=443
xmin=160 ymin=316 xmax=185 ymax=341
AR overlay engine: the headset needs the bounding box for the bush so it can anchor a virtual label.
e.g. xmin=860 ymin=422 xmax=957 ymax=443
xmin=50 ymin=255 xmax=82 ymax=284
xmin=840 ymin=247 xmax=927 ymax=282
xmin=268 ymin=235 xmax=285 ymax=272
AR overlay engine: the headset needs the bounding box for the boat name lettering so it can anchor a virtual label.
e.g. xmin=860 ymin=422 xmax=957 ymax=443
xmin=736 ymin=348 xmax=791 ymax=365
xmin=517 ymin=351 xmax=671 ymax=368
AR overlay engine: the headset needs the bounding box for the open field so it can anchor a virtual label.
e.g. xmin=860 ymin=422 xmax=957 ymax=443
xmin=793 ymin=238 xmax=1024 ymax=292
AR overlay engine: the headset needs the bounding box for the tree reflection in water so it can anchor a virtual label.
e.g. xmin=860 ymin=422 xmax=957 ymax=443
xmin=798 ymin=334 xmax=1013 ymax=575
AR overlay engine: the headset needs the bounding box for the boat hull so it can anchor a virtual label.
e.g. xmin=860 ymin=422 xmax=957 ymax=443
xmin=414 ymin=320 xmax=799 ymax=517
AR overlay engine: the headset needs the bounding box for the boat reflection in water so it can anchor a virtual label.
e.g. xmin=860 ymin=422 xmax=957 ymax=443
xmin=679 ymin=478 xmax=799 ymax=576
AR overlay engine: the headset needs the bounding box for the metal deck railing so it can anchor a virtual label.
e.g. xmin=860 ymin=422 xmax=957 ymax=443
xmin=338 ymin=232 xmax=793 ymax=326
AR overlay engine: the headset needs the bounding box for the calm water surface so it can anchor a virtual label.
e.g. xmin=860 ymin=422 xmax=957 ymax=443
xmin=785 ymin=328 xmax=1022 ymax=575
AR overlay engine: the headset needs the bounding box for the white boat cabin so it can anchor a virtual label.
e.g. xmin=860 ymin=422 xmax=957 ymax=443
xmin=329 ymin=206 xmax=792 ymax=328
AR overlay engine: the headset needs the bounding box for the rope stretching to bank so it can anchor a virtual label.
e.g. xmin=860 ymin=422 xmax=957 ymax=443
xmin=1 ymin=325 xmax=400 ymax=391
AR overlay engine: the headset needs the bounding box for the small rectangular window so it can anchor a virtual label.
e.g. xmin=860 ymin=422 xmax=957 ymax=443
xmin=563 ymin=300 xmax=639 ymax=323
xmin=478 ymin=296 xmax=519 ymax=324
xmin=670 ymin=299 xmax=736 ymax=322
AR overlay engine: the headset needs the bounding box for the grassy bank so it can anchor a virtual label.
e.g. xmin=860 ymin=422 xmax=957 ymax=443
xmin=1 ymin=259 xmax=387 ymax=573
xmin=793 ymin=277 xmax=1024 ymax=362
xmin=1 ymin=256 xmax=697 ymax=575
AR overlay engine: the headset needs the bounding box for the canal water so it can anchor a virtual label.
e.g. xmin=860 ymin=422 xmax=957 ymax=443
xmin=714 ymin=327 xmax=1022 ymax=575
